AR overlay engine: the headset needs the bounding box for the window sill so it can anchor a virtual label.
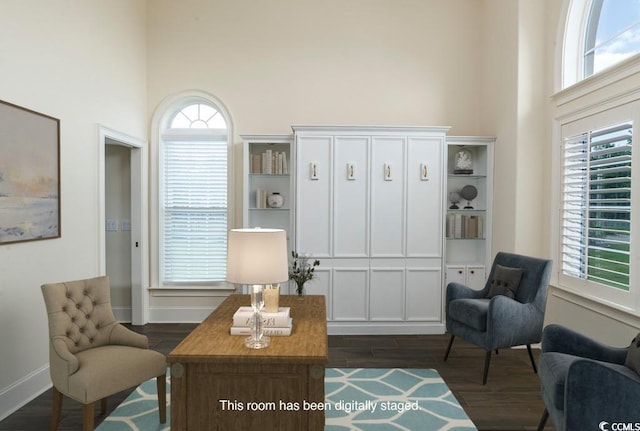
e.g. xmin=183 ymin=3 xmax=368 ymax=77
xmin=150 ymin=283 xmax=237 ymax=297
xmin=549 ymin=283 xmax=639 ymax=324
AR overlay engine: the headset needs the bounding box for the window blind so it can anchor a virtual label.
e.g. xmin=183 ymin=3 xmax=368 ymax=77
xmin=162 ymin=139 xmax=228 ymax=283
xmin=561 ymin=122 xmax=632 ymax=290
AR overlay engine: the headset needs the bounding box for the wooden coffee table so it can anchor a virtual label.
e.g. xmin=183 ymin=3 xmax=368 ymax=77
xmin=167 ymin=294 xmax=328 ymax=431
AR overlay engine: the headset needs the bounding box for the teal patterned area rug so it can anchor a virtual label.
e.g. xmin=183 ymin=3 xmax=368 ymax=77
xmin=96 ymin=368 xmax=476 ymax=431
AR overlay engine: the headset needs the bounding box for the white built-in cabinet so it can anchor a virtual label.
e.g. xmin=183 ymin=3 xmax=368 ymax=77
xmin=445 ymin=136 xmax=494 ymax=290
xmin=293 ymin=125 xmax=449 ymax=334
xmin=240 ymin=130 xmax=494 ymax=333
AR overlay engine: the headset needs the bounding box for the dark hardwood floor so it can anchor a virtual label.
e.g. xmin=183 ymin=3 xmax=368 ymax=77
xmin=0 ymin=324 xmax=553 ymax=431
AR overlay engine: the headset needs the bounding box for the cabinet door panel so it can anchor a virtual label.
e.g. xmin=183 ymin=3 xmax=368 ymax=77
xmin=446 ymin=266 xmax=466 ymax=286
xmin=333 ymin=136 xmax=369 ymax=257
xmin=466 ymin=265 xmax=486 ymax=290
xmin=406 ymin=268 xmax=442 ymax=321
xmin=333 ymin=268 xmax=368 ymax=320
xmin=369 ymin=268 xmax=404 ymax=320
xmin=296 ymin=136 xmax=332 ymax=257
xmin=304 ymin=268 xmax=331 ymax=319
xmin=406 ymin=137 xmax=443 ymax=257
xmin=370 ymin=137 xmax=405 ymax=257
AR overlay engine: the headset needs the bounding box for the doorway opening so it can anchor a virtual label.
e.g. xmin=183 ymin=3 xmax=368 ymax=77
xmin=98 ymin=125 xmax=148 ymax=324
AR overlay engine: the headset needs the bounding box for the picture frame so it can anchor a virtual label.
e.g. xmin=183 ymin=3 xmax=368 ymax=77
xmin=0 ymin=100 xmax=60 ymax=245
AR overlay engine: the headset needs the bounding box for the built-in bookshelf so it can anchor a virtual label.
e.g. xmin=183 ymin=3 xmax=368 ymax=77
xmin=445 ymin=136 xmax=494 ymax=290
xmin=241 ymin=134 xmax=294 ymax=254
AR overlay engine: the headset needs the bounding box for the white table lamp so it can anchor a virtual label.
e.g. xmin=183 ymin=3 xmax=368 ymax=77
xmin=226 ymin=228 xmax=288 ymax=349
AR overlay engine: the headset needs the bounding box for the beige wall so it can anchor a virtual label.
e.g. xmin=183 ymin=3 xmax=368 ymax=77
xmin=0 ymin=0 xmax=147 ymax=416
xmin=478 ymin=0 xmax=520 ymax=255
xmin=146 ymin=0 xmax=487 ymax=136
xmin=479 ymin=0 xmax=555 ymax=260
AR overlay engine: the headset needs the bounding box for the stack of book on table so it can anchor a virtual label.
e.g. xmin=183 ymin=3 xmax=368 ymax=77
xmin=230 ymin=306 xmax=293 ymax=336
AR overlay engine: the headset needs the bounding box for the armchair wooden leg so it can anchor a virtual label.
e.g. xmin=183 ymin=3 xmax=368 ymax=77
xmin=527 ymin=344 xmax=538 ymax=373
xmin=83 ymin=403 xmax=94 ymax=431
xmin=51 ymin=386 xmax=62 ymax=431
xmin=444 ymin=335 xmax=455 ymax=361
xmin=536 ymin=408 xmax=549 ymax=431
xmin=482 ymin=350 xmax=491 ymax=385
xmin=100 ymin=398 xmax=107 ymax=415
xmin=157 ymin=373 xmax=167 ymax=424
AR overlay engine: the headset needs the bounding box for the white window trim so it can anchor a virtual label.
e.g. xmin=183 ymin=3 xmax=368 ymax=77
xmin=150 ymin=91 xmax=235 ymax=290
xmin=562 ymin=0 xmax=591 ymax=89
xmin=551 ymin=65 xmax=640 ymax=316
xmin=556 ymin=107 xmax=636 ymax=313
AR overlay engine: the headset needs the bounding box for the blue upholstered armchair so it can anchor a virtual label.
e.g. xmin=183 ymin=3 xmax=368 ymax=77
xmin=537 ymin=324 xmax=640 ymax=431
xmin=444 ymin=252 xmax=553 ymax=384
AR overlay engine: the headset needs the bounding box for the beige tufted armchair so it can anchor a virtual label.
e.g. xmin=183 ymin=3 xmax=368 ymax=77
xmin=41 ymin=276 xmax=167 ymax=431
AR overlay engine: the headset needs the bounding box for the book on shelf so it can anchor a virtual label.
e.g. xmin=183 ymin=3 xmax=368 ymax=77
xmin=255 ymin=188 xmax=268 ymax=209
xmin=250 ymin=150 xmax=288 ymax=175
xmin=233 ymin=307 xmax=293 ymax=329
xmin=446 ymin=213 xmax=484 ymax=239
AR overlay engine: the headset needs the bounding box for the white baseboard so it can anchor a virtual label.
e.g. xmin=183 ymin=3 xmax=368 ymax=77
xmin=0 ymin=364 xmax=51 ymax=422
xmin=112 ymin=306 xmax=132 ymax=323
xmin=327 ymin=322 xmax=446 ymax=335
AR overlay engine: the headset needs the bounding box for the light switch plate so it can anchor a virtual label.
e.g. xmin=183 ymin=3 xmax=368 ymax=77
xmin=106 ymin=219 xmax=118 ymax=231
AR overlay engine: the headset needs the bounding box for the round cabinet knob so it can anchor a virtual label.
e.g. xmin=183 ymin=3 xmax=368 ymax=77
xmin=267 ymin=192 xmax=284 ymax=208
xmin=470 ymin=270 xmax=475 ymax=274
xmin=458 ymin=270 xmax=463 ymax=274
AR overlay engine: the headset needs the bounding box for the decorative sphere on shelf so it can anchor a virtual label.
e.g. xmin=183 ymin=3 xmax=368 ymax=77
xmin=460 ymin=185 xmax=478 ymax=209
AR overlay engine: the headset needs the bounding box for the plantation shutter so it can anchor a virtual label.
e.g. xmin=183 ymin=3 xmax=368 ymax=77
xmin=561 ymin=122 xmax=632 ymax=290
xmin=162 ymin=138 xmax=228 ymax=283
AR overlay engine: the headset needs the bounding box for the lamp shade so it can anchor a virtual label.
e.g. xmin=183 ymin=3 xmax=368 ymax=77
xmin=226 ymin=228 xmax=288 ymax=285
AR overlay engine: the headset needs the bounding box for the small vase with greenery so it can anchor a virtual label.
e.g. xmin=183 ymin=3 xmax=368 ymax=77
xmin=288 ymin=251 xmax=320 ymax=297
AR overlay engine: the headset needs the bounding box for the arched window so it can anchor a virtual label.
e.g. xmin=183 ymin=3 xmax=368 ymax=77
xmin=584 ymin=0 xmax=640 ymax=77
xmin=564 ymin=0 xmax=640 ymax=87
xmin=554 ymin=1 xmax=640 ymax=314
xmin=158 ymin=97 xmax=231 ymax=286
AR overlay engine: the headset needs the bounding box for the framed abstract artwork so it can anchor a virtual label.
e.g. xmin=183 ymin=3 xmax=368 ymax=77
xmin=0 ymin=100 xmax=60 ymax=245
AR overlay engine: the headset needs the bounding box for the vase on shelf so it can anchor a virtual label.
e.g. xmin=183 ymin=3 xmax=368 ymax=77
xmin=267 ymin=192 xmax=284 ymax=208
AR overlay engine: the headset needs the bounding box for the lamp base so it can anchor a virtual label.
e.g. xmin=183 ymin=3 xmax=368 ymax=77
xmin=244 ymin=335 xmax=270 ymax=349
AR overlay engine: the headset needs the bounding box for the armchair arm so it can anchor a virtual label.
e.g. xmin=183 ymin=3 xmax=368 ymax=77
xmin=542 ymin=324 xmax=627 ymax=364
xmin=446 ymin=281 xmax=487 ymax=303
xmin=565 ymin=359 xmax=640 ymax=430
xmin=487 ymin=295 xmax=544 ymax=349
xmin=108 ymin=323 xmax=149 ymax=349
xmin=51 ymin=337 xmax=79 ymax=375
